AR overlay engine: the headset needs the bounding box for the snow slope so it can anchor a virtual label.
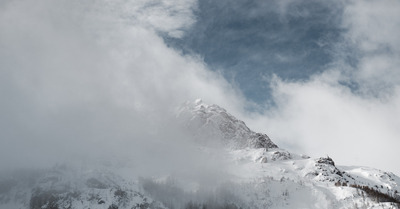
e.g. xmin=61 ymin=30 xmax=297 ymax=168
xmin=0 ymin=165 xmax=167 ymax=209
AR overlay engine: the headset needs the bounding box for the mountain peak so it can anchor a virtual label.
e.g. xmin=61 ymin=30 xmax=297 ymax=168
xmin=194 ymin=98 xmax=203 ymax=105
xmin=177 ymin=100 xmax=278 ymax=150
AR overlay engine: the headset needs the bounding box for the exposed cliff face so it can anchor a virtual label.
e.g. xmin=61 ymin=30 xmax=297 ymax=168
xmin=177 ymin=99 xmax=277 ymax=150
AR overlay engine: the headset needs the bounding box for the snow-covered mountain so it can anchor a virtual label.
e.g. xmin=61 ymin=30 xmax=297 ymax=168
xmin=1 ymin=100 xmax=399 ymax=209
xmin=0 ymin=165 xmax=167 ymax=209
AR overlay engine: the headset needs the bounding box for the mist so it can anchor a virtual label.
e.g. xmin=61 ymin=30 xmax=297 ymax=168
xmin=1 ymin=0 xmax=400 ymax=183
xmin=0 ymin=0 xmax=244 ymax=184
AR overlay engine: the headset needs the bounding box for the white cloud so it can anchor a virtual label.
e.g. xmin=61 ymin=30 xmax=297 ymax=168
xmin=0 ymin=0 xmax=245 ymax=177
xmin=2 ymin=0 xmax=399 ymax=179
xmin=245 ymin=0 xmax=400 ymax=175
xmin=343 ymin=0 xmax=400 ymax=93
xmin=248 ymin=75 xmax=400 ymax=174
xmin=343 ymin=0 xmax=400 ymax=53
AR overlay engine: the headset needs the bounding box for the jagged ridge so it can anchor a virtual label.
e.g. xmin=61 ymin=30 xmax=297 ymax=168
xmin=177 ymin=99 xmax=278 ymax=150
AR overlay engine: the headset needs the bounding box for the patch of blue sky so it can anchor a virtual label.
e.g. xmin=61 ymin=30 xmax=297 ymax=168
xmin=164 ymin=0 xmax=348 ymax=105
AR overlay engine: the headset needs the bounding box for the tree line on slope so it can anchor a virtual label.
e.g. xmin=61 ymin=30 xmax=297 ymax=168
xmin=335 ymin=181 xmax=400 ymax=205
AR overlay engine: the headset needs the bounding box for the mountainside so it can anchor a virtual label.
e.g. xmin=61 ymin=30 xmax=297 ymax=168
xmin=0 ymin=166 xmax=167 ymax=209
xmin=1 ymin=100 xmax=399 ymax=209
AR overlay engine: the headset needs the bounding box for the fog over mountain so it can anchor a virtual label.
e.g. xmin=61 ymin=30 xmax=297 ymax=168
xmin=0 ymin=0 xmax=241 ymax=171
xmin=1 ymin=99 xmax=400 ymax=209
xmin=0 ymin=0 xmax=399 ymax=200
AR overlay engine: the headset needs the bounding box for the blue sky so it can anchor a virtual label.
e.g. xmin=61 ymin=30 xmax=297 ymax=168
xmin=165 ymin=0 xmax=346 ymax=104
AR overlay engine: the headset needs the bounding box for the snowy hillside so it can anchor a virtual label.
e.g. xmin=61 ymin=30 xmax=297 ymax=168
xmin=1 ymin=100 xmax=399 ymax=209
xmin=0 ymin=166 xmax=167 ymax=209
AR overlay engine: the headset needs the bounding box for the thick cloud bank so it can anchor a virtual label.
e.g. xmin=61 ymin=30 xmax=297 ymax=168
xmin=0 ymin=0 xmax=245 ymax=176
